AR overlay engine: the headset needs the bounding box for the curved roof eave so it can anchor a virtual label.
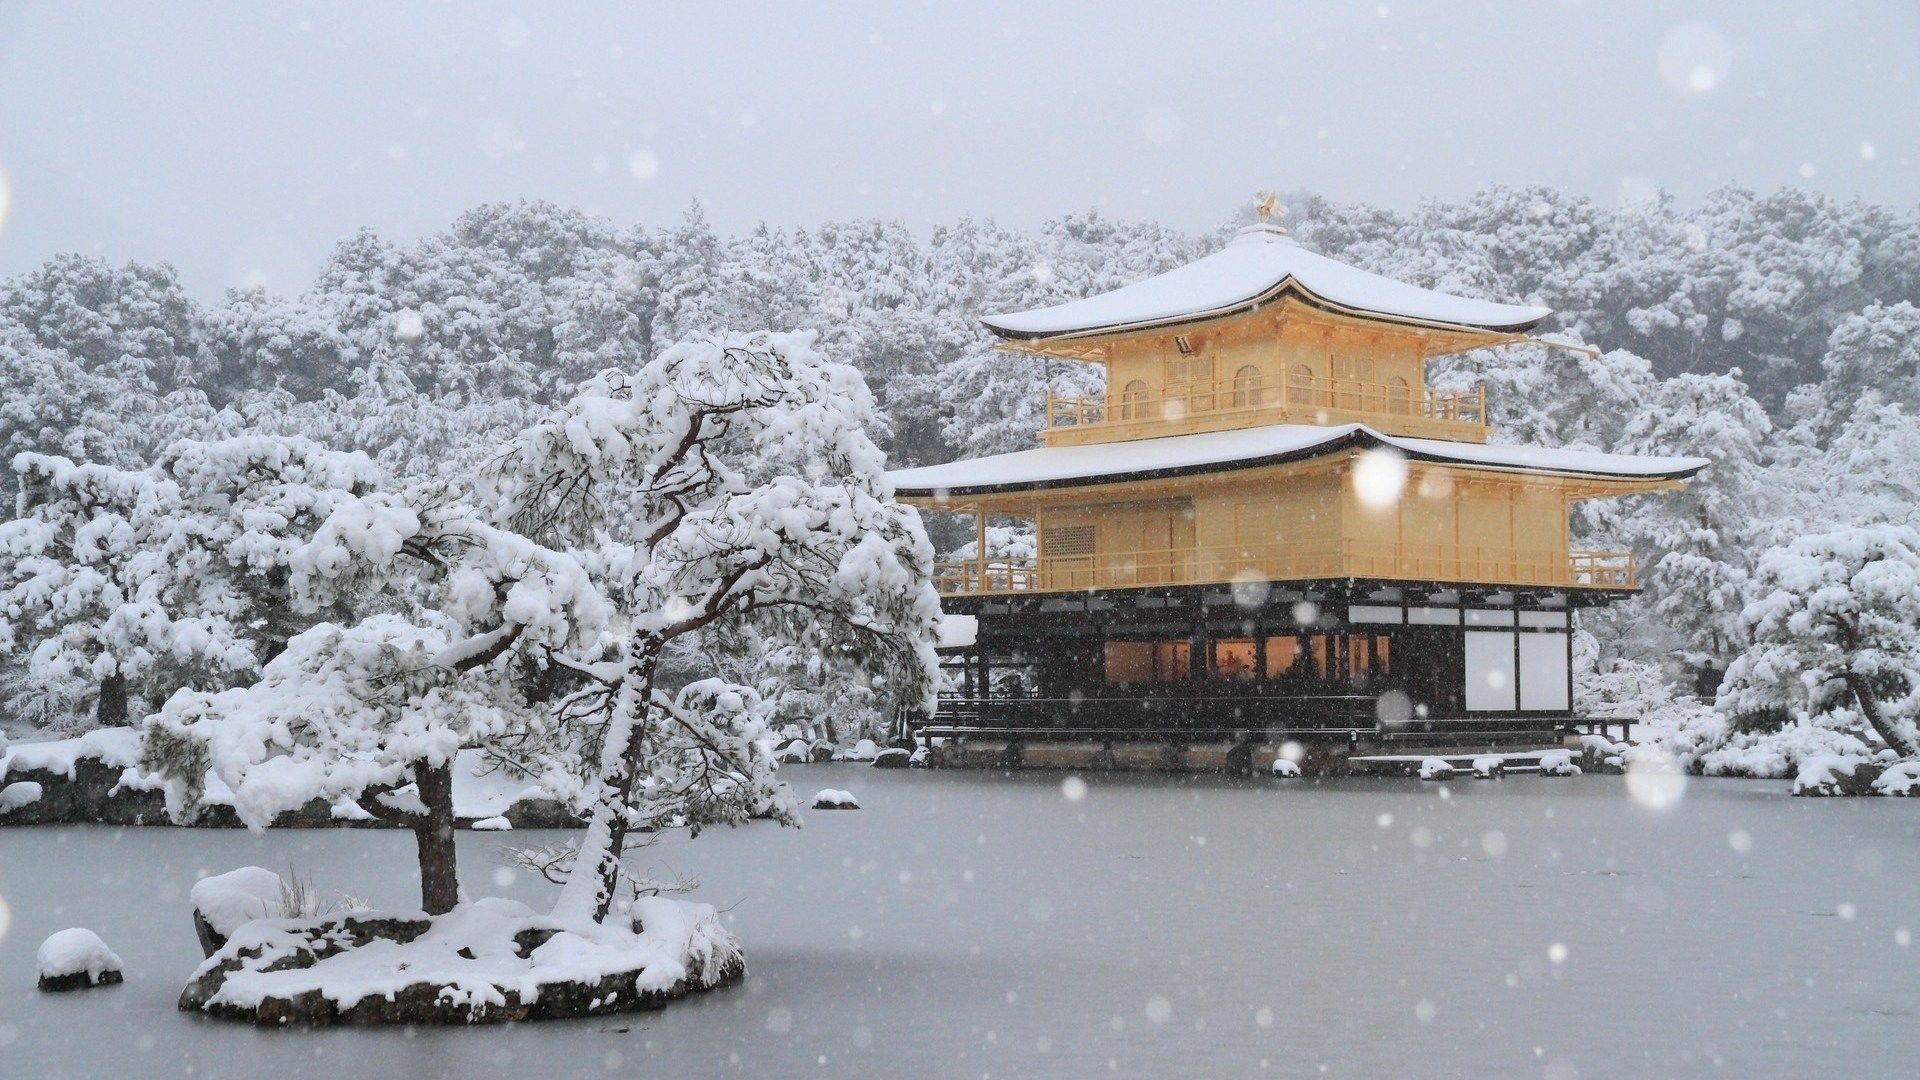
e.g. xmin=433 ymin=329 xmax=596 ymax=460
xmin=890 ymin=426 xmax=1706 ymax=501
xmin=981 ymin=277 xmax=1552 ymax=344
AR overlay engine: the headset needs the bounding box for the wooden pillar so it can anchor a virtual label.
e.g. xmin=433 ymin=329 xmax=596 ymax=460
xmin=1033 ymin=502 xmax=1045 ymax=591
xmin=974 ymin=504 xmax=988 ymax=590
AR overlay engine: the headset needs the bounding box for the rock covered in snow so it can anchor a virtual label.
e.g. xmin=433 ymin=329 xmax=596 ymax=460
xmin=871 ymin=747 xmax=912 ymax=769
xmin=178 ymin=897 xmax=742 ymax=1025
xmin=0 ymin=780 xmax=44 ymax=814
xmin=191 ymin=867 xmax=288 ymax=957
xmin=1418 ymin=758 xmax=1455 ymax=781
xmin=1537 ymin=750 xmax=1581 ymax=777
xmin=1472 ymin=756 xmax=1505 ymax=779
xmin=36 ymin=928 xmax=124 ymax=992
xmin=472 ymin=815 xmax=512 ymax=830
xmin=1270 ymin=757 xmax=1302 ymax=778
xmin=811 ymin=788 xmax=860 ymax=810
xmin=1872 ymin=760 xmax=1920 ymax=796
xmin=1792 ymin=754 xmax=1884 ymax=797
xmin=834 ymin=739 xmax=880 ymax=762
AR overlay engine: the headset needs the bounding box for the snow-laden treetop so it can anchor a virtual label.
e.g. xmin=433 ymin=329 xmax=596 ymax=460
xmin=888 ymin=422 xmax=1708 ymax=498
xmin=982 ymin=222 xmax=1551 ymax=340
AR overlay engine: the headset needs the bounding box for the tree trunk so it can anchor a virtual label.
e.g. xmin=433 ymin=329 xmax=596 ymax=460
xmin=1842 ymin=671 xmax=1920 ymax=760
xmin=413 ymin=760 xmax=460 ymax=915
xmin=1833 ymin=615 xmax=1920 ymax=760
xmin=553 ymin=633 xmax=663 ymax=925
xmin=95 ymin=671 xmax=129 ymax=727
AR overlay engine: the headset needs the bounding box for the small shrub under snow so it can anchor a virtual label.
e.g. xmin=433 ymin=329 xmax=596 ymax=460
xmin=1270 ymin=757 xmax=1301 ymax=778
xmin=1418 ymin=758 xmax=1454 ymax=781
xmin=811 ymin=788 xmax=860 ymax=810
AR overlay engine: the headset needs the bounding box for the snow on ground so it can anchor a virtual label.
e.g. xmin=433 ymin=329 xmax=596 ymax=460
xmin=3 ymin=766 xmax=1913 ymax=1076
xmin=35 ymin=927 xmax=122 ymax=984
xmin=0 ymin=732 xmax=549 ymax=820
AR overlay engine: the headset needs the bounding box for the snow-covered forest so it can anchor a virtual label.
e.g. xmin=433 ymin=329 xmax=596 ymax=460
xmin=4 ymin=184 xmax=1920 ymax=778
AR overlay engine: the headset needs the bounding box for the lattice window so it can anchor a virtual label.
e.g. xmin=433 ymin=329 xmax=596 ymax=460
xmin=1163 ymin=355 xmax=1215 ymax=387
xmin=1043 ymin=524 xmax=1095 ymax=557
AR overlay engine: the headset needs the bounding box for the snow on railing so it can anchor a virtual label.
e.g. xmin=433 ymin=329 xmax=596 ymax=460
xmin=932 ymin=541 xmax=1633 ymax=596
xmin=1043 ymin=374 xmax=1486 ymax=436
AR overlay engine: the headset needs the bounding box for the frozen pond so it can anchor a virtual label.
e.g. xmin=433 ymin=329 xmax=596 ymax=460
xmin=1 ymin=767 xmax=1914 ymax=1078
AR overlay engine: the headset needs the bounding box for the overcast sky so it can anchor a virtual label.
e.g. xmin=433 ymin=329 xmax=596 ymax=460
xmin=1 ymin=0 xmax=1915 ymax=298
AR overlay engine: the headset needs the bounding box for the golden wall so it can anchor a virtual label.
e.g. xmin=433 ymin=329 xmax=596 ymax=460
xmin=935 ymin=457 xmax=1627 ymax=595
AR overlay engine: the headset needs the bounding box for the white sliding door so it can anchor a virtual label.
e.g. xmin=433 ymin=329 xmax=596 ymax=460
xmin=1464 ymin=631 xmax=1517 ymax=712
xmin=1519 ymin=632 xmax=1571 ymax=712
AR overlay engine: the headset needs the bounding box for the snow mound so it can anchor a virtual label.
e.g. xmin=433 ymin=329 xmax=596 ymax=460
xmin=1872 ymin=761 xmax=1920 ymax=796
xmin=1 ymin=727 xmax=142 ymax=780
xmin=1538 ymin=750 xmax=1581 ymax=777
xmin=192 ymin=867 xmax=289 ymax=938
xmin=37 ymin=928 xmax=124 ymax=991
xmin=1418 ymin=758 xmax=1454 ymax=781
xmin=180 ymin=897 xmax=741 ymax=1025
xmin=472 ymin=815 xmax=513 ymax=830
xmin=0 ymin=780 xmax=44 ymax=813
xmin=1791 ymin=754 xmax=1884 ymax=797
xmin=1577 ymin=733 xmax=1626 ymax=757
xmin=811 ymin=788 xmax=860 ymax=810
xmin=1270 ymin=758 xmax=1301 ymax=778
xmin=834 ymin=739 xmax=880 ymax=762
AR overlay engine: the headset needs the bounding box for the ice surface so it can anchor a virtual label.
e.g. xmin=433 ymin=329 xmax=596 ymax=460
xmin=887 ymin=422 xmax=1709 ymax=497
xmin=0 ymin=767 xmax=1914 ymax=1077
xmin=983 ymin=223 xmax=1550 ymax=338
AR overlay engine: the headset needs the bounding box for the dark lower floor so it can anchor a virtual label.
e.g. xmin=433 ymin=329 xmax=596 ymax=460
xmin=920 ymin=579 xmax=1599 ymax=744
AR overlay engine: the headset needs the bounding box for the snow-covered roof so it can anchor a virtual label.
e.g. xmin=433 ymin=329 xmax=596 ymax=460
xmin=888 ymin=423 xmax=1707 ymax=498
xmin=983 ymin=223 xmax=1551 ymax=340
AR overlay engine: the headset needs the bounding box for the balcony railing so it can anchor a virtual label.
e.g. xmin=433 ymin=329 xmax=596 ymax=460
xmin=933 ymin=540 xmax=1634 ymax=596
xmin=1043 ymin=373 xmax=1486 ymax=442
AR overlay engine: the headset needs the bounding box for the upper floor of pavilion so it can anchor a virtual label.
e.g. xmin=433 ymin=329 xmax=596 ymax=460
xmin=984 ymin=215 xmax=1572 ymax=448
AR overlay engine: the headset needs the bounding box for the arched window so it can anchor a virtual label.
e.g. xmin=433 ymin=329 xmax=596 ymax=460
xmin=1119 ymin=379 xmax=1152 ymax=421
xmin=1286 ymin=364 xmax=1315 ymax=407
xmin=1231 ymin=365 xmax=1264 ymax=408
xmin=1387 ymin=376 xmax=1412 ymax=415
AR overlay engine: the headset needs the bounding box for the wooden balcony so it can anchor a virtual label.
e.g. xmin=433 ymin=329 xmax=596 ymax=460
xmin=933 ymin=540 xmax=1634 ymax=596
xmin=1042 ymin=373 xmax=1488 ymax=446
